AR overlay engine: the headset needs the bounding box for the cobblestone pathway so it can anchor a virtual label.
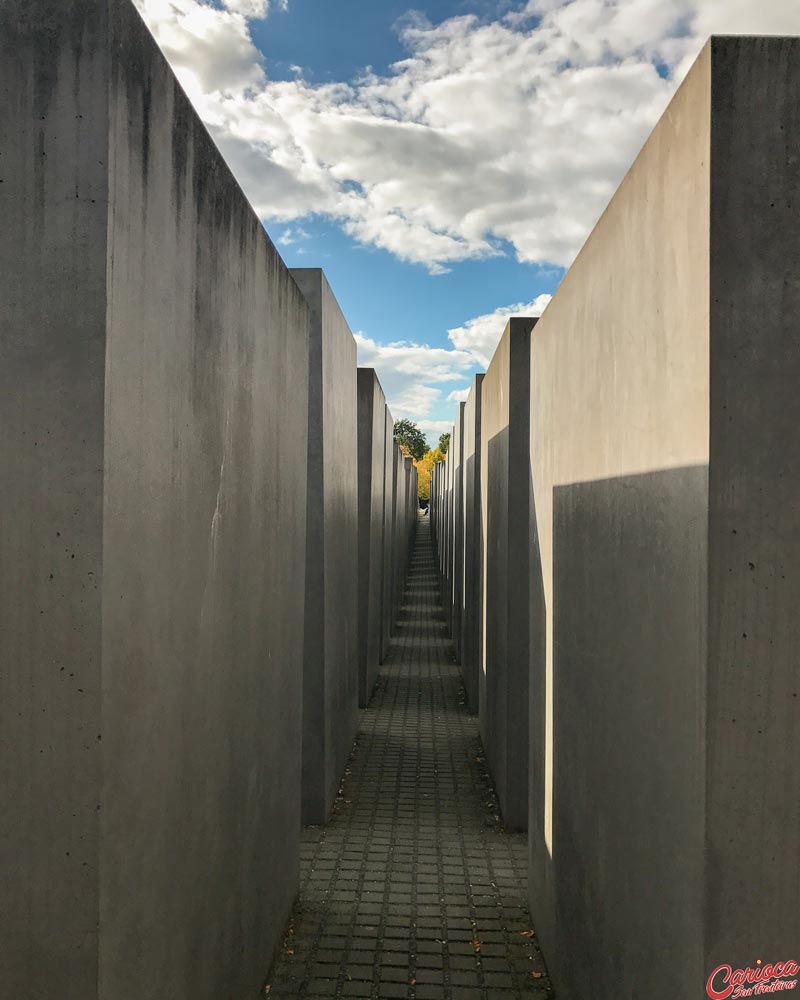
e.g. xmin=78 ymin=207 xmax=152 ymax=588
xmin=266 ymin=517 xmax=552 ymax=1000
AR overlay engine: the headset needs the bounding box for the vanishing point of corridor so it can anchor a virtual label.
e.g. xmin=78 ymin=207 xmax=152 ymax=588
xmin=266 ymin=517 xmax=553 ymax=999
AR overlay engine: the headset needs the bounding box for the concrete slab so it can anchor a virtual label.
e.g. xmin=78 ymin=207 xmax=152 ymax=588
xmin=291 ymin=268 xmax=359 ymax=827
xmin=527 ymin=36 xmax=800 ymax=999
xmin=404 ymin=456 xmax=416 ymax=575
xmin=449 ymin=404 xmax=466 ymax=661
xmin=460 ymin=375 xmax=485 ymax=714
xmin=380 ymin=406 xmax=395 ymax=661
xmin=357 ymin=369 xmax=387 ymax=707
xmin=439 ymin=447 xmax=453 ymax=631
xmin=0 ymin=2 xmax=309 ymax=997
xmin=480 ymin=318 xmax=535 ymax=834
xmin=392 ymin=446 xmax=405 ymax=625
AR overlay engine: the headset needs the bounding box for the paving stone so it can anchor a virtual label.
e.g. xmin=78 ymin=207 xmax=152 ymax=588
xmin=381 ymin=952 xmax=410 ymax=969
xmin=414 ymin=988 xmax=445 ymax=1000
xmin=265 ymin=519 xmax=553 ymax=999
xmin=379 ymin=985 xmax=410 ymax=999
xmin=343 ymin=984 xmax=374 ymax=998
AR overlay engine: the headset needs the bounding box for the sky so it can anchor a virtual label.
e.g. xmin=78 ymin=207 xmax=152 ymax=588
xmin=135 ymin=0 xmax=800 ymax=446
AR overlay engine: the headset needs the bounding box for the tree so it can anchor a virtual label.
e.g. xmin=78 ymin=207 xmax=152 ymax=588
xmin=415 ymin=447 xmax=446 ymax=501
xmin=393 ymin=418 xmax=428 ymax=461
xmin=439 ymin=432 xmax=450 ymax=454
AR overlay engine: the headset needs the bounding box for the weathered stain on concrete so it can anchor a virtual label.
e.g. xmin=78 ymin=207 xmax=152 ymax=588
xmin=1 ymin=3 xmax=310 ymax=999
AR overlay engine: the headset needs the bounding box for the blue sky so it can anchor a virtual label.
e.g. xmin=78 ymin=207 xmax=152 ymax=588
xmin=272 ymin=220 xmax=559 ymax=380
xmin=136 ymin=0 xmax=799 ymax=445
xmin=251 ymin=0 xmax=519 ymax=82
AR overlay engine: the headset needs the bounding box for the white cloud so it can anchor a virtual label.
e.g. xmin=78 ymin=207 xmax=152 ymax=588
xmin=222 ymin=0 xmax=285 ymax=17
xmin=134 ymin=0 xmax=266 ymax=98
xmin=134 ymin=0 xmax=800 ymax=423
xmin=353 ymin=292 xmax=552 ymax=426
xmin=354 ymin=333 xmax=474 ymax=383
xmin=275 ymin=224 xmax=311 ymax=246
xmin=355 ymin=332 xmax=476 ymax=420
xmin=446 ymin=387 xmax=472 ymax=404
xmin=136 ymin=0 xmax=800 ymax=273
xmin=419 ymin=420 xmax=456 ymax=441
xmin=448 ymin=294 xmax=552 ymax=368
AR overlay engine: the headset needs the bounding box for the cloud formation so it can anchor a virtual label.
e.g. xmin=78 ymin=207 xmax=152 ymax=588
xmin=354 ymin=293 xmax=553 ymax=426
xmin=419 ymin=419 xmax=457 ymax=442
xmin=448 ymin=294 xmax=553 ymax=368
xmin=135 ymin=0 xmax=799 ymax=274
xmin=135 ymin=0 xmax=800 ymax=428
xmin=135 ymin=0 xmax=267 ymax=94
xmin=354 ymin=332 xmax=476 ymax=423
xmin=447 ymin=387 xmax=472 ymax=404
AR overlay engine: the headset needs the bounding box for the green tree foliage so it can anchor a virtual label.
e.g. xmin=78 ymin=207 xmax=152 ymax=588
xmin=415 ymin=448 xmax=446 ymax=501
xmin=439 ymin=432 xmax=450 ymax=454
xmin=393 ymin=418 xmax=428 ymax=461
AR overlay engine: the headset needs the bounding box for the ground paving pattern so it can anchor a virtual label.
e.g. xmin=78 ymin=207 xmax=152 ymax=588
xmin=266 ymin=517 xmax=553 ymax=999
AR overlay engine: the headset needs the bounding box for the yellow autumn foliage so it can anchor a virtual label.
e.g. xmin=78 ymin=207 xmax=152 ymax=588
xmin=414 ymin=447 xmax=446 ymax=501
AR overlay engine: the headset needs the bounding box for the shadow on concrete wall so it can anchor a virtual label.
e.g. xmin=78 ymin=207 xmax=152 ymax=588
xmin=530 ymin=464 xmax=707 ymax=1000
xmin=462 ymin=450 xmax=480 ymax=713
xmin=482 ymin=426 xmax=529 ymax=832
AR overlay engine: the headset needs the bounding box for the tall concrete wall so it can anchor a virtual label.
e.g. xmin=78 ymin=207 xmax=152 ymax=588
xmin=479 ymin=319 xmax=534 ymax=834
xmin=0 ymin=3 xmax=309 ymax=998
xmin=381 ymin=445 xmax=415 ymax=626
xmin=380 ymin=406 xmax=396 ymax=660
xmin=362 ymin=409 xmax=417 ymax=667
xmin=402 ymin=457 xmax=412 ymax=585
xmin=392 ymin=448 xmax=406 ymax=624
xmin=356 ymin=369 xmax=387 ymax=707
xmin=388 ymin=440 xmax=401 ymax=634
xmin=430 ymin=463 xmax=439 ymax=549
xmin=291 ymin=269 xmax=358 ymax=826
xmin=430 ymin=464 xmax=437 ymax=544
xmin=431 ymin=453 xmax=448 ymax=619
xmin=439 ymin=456 xmax=446 ymax=583
xmin=446 ymin=444 xmax=454 ymax=630
xmin=406 ymin=457 xmax=418 ymax=563
xmin=449 ymin=404 xmax=466 ymax=661
xmin=460 ymin=375 xmax=484 ymax=714
xmin=439 ymin=444 xmax=454 ymax=631
xmin=527 ymin=37 xmax=800 ymax=1000
xmin=436 ymin=458 xmax=444 ymax=574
